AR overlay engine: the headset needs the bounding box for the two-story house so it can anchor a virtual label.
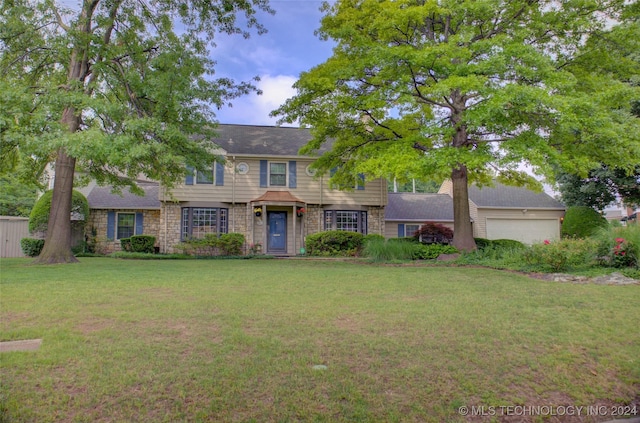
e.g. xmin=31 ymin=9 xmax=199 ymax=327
xmin=88 ymin=124 xmax=388 ymax=255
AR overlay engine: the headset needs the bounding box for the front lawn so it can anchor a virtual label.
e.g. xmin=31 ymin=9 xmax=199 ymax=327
xmin=1 ymin=259 xmax=638 ymax=422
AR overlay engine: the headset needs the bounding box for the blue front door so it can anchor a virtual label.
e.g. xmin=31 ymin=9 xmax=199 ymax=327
xmin=268 ymin=211 xmax=287 ymax=252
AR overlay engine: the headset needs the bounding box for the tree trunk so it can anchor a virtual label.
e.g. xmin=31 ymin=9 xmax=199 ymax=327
xmin=451 ymin=165 xmax=476 ymax=252
xmin=33 ymin=148 xmax=79 ymax=264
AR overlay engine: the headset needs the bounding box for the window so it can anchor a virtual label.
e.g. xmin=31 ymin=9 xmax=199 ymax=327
xmin=181 ymin=207 xmax=228 ymax=240
xmin=405 ymin=224 xmax=420 ymax=237
xmin=324 ymin=210 xmax=367 ymax=234
xmin=270 ymin=162 xmax=286 ymax=186
xmin=117 ymin=213 xmax=135 ymax=239
xmin=195 ymin=168 xmax=213 ymax=184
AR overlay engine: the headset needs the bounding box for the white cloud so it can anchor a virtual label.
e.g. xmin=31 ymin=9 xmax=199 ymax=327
xmin=217 ymin=74 xmax=298 ymax=126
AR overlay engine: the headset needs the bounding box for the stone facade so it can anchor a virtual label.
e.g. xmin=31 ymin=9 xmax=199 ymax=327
xmin=367 ymin=206 xmax=385 ymax=236
xmin=87 ymin=209 xmax=160 ymax=255
xmin=158 ymin=203 xmax=182 ymax=254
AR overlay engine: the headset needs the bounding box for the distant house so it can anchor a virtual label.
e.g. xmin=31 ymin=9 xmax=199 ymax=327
xmin=386 ymin=181 xmax=565 ymax=244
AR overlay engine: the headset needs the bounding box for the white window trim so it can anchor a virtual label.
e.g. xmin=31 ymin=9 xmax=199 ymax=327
xmin=268 ymin=161 xmax=288 ymax=187
xmin=195 ymin=168 xmax=214 ymax=185
xmin=405 ymin=224 xmax=420 ymax=237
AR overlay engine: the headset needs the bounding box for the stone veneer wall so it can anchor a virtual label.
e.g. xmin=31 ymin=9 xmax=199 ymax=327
xmin=88 ymin=209 xmax=160 ymax=255
xmin=367 ymin=206 xmax=385 ymax=236
xmin=158 ymin=203 xmax=182 ymax=254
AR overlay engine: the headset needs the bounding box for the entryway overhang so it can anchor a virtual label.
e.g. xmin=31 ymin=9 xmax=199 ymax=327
xmin=250 ymin=191 xmax=307 ymax=256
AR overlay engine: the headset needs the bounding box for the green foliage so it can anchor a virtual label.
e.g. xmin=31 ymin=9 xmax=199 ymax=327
xmin=364 ymin=239 xmax=415 ymax=262
xmin=217 ymin=233 xmax=245 ymax=256
xmin=0 ymin=175 xmax=38 ymax=217
xmin=561 ymin=206 xmax=608 ymax=239
xmin=121 ymin=235 xmax=156 ymax=254
xmin=273 ymin=0 xmax=640 ymax=253
xmin=20 ymin=238 xmax=44 ymax=257
xmin=363 ymin=233 xmax=385 ymax=246
xmin=28 ymin=190 xmax=89 ymax=233
xmin=180 ymin=233 xmax=245 ymax=257
xmin=522 ymin=239 xmax=597 ymax=273
xmin=474 ymin=238 xmax=493 ymax=250
xmin=305 ymin=231 xmax=364 ymax=257
xmin=414 ymin=223 xmax=454 ymax=244
xmin=412 ymin=244 xmax=459 ymax=260
xmin=592 ymin=225 xmax=640 ymax=269
xmin=490 ymin=239 xmax=526 ymax=250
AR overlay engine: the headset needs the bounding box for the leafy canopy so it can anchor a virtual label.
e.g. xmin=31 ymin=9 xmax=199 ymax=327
xmin=0 ymin=0 xmax=273 ymax=190
xmin=273 ymin=0 xmax=640 ymax=188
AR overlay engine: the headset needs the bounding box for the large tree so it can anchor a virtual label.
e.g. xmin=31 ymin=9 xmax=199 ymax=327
xmin=273 ymin=0 xmax=640 ymax=251
xmin=1 ymin=0 xmax=272 ymax=263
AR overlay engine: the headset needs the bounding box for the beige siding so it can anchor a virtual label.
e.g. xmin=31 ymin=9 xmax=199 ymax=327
xmin=166 ymin=157 xmax=387 ymax=207
xmin=0 ymin=217 xmax=29 ymax=258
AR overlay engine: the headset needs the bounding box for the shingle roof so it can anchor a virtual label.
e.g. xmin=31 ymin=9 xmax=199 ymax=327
xmin=211 ymin=124 xmax=328 ymax=156
xmin=468 ymin=183 xmax=564 ymax=209
xmin=87 ymin=183 xmax=160 ymax=209
xmin=252 ymin=191 xmax=304 ymax=203
xmin=385 ymin=193 xmax=454 ymax=221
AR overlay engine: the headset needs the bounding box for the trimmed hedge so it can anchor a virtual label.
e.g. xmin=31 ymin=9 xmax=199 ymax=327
xmin=29 ymin=190 xmax=89 ymax=233
xmin=20 ymin=238 xmax=44 ymax=257
xmin=562 ymin=206 xmax=607 ymax=239
xmin=121 ymin=235 xmax=156 ymax=253
xmin=305 ymin=230 xmax=364 ymax=256
xmin=181 ymin=233 xmax=245 ymax=256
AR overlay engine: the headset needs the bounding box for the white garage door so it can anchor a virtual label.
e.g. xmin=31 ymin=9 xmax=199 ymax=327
xmin=485 ymin=218 xmax=559 ymax=244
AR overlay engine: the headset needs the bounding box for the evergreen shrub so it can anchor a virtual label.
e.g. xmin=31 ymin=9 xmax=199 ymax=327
xmin=561 ymin=206 xmax=607 ymax=238
xmin=305 ymin=231 xmax=364 ymax=256
xmin=20 ymin=238 xmax=44 ymax=257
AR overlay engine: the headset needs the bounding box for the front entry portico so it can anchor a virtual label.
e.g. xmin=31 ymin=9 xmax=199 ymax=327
xmin=251 ymin=191 xmax=306 ymax=256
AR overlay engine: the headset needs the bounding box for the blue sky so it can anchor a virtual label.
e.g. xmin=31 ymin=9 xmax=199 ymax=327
xmin=213 ymin=1 xmax=335 ymax=126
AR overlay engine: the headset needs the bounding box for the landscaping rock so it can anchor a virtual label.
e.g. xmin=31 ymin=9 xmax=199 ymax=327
xmin=534 ymin=272 xmax=639 ymax=285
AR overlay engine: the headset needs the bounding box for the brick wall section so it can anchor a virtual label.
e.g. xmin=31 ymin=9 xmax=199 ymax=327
xmin=87 ymin=209 xmax=160 ymax=254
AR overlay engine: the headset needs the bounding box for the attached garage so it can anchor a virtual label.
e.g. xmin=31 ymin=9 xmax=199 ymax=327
xmin=486 ymin=218 xmax=560 ymax=244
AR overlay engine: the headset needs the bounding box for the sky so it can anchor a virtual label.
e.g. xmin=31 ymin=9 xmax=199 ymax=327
xmin=212 ymin=1 xmax=335 ymax=127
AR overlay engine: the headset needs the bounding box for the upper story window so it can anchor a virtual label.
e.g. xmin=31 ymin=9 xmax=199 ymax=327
xmin=185 ymin=163 xmax=224 ymax=186
xmin=260 ymin=160 xmax=297 ymax=189
xmin=324 ymin=210 xmax=367 ymax=234
xmin=196 ymin=169 xmax=214 ymax=184
xmin=270 ymin=162 xmax=287 ymax=186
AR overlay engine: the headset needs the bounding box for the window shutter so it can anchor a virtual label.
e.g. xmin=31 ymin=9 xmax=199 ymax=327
xmin=185 ymin=166 xmax=194 ymax=185
xmin=289 ymin=161 xmax=297 ymax=188
xmin=357 ymin=173 xmax=365 ymax=190
xmin=260 ymin=160 xmax=267 ymax=187
xmin=397 ymin=224 xmax=405 ymax=238
xmin=107 ymin=211 xmax=116 ymax=240
xmin=215 ymin=162 xmax=224 ymax=186
xmin=135 ymin=213 xmax=144 ymax=235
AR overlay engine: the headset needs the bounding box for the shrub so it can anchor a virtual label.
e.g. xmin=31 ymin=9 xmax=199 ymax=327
xmin=364 ymin=239 xmax=414 ymax=262
xmin=363 ymin=233 xmax=385 ymax=246
xmin=414 ymin=222 xmax=453 ymax=244
xmin=129 ymin=235 xmax=156 ymax=253
xmin=412 ymin=244 xmax=459 ymax=260
xmin=20 ymin=238 xmax=44 ymax=257
xmin=592 ymin=225 xmax=639 ymax=268
xmin=562 ymin=206 xmax=607 ymax=239
xmin=522 ymin=239 xmax=598 ymax=272
xmin=28 ymin=190 xmax=89 ymax=233
xmin=490 ymin=239 xmax=526 ymax=250
xmin=180 ymin=233 xmax=245 ymax=256
xmin=305 ymin=231 xmax=364 ymax=256
xmin=474 ymin=238 xmax=493 ymax=250
xmin=218 ymin=233 xmax=245 ymax=256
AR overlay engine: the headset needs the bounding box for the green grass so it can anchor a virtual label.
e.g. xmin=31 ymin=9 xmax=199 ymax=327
xmin=1 ymin=258 xmax=639 ymax=422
